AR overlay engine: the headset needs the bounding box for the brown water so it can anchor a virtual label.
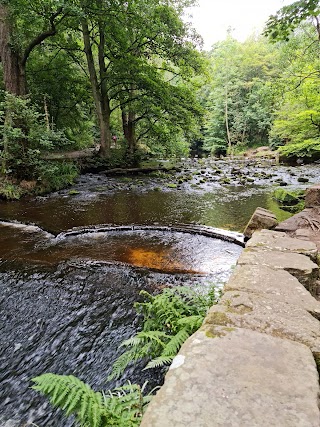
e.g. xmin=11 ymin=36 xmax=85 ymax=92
xmin=0 ymin=160 xmax=319 ymax=426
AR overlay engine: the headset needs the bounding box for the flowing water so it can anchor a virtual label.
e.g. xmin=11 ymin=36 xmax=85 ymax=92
xmin=0 ymin=160 xmax=319 ymax=426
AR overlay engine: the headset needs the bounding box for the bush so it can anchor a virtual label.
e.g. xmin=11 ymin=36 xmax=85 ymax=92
xmin=278 ymin=138 xmax=320 ymax=163
xmin=109 ymin=286 xmax=219 ymax=380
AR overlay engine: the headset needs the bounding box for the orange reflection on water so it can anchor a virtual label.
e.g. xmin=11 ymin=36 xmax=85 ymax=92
xmin=122 ymin=247 xmax=203 ymax=274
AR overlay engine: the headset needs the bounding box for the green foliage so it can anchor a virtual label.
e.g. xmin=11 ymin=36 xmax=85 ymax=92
xmin=202 ymin=36 xmax=277 ymax=155
xmin=278 ymin=138 xmax=320 ymax=162
xmin=32 ymin=374 xmax=150 ymax=427
xmin=264 ymin=0 xmax=320 ymax=42
xmin=0 ymin=179 xmax=22 ymax=200
xmin=109 ymin=286 xmax=219 ymax=380
xmin=0 ymin=93 xmax=79 ymax=192
xmin=37 ymin=162 xmax=79 ymax=192
xmin=273 ymin=188 xmax=305 ymax=213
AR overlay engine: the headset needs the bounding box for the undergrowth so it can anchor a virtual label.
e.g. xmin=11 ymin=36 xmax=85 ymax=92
xmin=109 ymin=286 xmax=219 ymax=380
xmin=32 ymin=374 xmax=151 ymax=427
xmin=278 ymin=138 xmax=320 ymax=162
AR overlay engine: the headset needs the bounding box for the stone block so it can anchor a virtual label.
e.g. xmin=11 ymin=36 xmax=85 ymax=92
xmin=204 ymin=291 xmax=320 ymax=356
xmin=305 ymin=185 xmax=320 ymax=208
xmin=225 ymin=265 xmax=320 ymax=315
xmin=246 ymin=230 xmax=318 ymax=261
xmin=141 ymin=329 xmax=320 ymax=427
xmin=244 ymin=207 xmax=278 ymax=239
xmin=237 ymin=250 xmax=319 ymax=293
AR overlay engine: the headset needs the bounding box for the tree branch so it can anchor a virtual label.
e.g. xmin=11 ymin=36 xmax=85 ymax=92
xmin=22 ymin=7 xmax=64 ymax=66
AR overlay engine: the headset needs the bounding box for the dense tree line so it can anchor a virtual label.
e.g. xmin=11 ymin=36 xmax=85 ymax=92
xmin=0 ymin=0 xmax=319 ymax=198
xmin=202 ymin=0 xmax=320 ymax=159
xmin=0 ymin=0 xmax=203 ymax=189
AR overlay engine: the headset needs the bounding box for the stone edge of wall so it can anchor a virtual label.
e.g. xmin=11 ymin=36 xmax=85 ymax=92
xmin=141 ymin=229 xmax=320 ymax=427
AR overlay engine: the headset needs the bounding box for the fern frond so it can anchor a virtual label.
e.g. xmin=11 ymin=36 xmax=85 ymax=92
xmin=144 ymin=356 xmax=174 ymax=369
xmin=32 ymin=374 xmax=104 ymax=427
xmin=108 ymin=347 xmax=139 ymax=381
xmin=177 ymin=315 xmax=204 ymax=331
xmin=161 ymin=328 xmax=190 ymax=357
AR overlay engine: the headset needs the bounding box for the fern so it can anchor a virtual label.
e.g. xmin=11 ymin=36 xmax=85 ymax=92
xmin=110 ymin=285 xmax=219 ymax=379
xmin=32 ymin=374 xmax=149 ymax=427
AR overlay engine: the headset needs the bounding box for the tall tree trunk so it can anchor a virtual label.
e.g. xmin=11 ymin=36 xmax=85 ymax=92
xmin=98 ymin=21 xmax=111 ymax=158
xmin=225 ymin=86 xmax=232 ymax=156
xmin=0 ymin=5 xmax=27 ymax=95
xmin=121 ymin=109 xmax=137 ymax=155
xmin=82 ymin=19 xmax=111 ymax=158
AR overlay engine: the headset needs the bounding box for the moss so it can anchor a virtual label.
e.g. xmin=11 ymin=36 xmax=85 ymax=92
xmin=167 ymin=183 xmax=177 ymax=188
xmin=205 ymin=330 xmax=218 ymax=339
xmin=206 ymin=311 xmax=230 ymax=326
xmin=69 ymin=190 xmax=80 ymax=195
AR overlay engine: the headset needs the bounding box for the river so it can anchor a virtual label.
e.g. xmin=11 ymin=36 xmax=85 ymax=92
xmin=0 ymin=159 xmax=318 ymax=426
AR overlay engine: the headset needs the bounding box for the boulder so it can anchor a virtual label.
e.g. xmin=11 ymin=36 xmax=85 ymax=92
xmin=243 ymin=207 xmax=278 ymax=239
xmin=305 ymin=185 xmax=320 ymax=208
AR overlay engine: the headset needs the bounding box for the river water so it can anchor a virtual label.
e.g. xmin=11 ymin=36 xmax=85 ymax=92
xmin=0 ymin=160 xmax=319 ymax=426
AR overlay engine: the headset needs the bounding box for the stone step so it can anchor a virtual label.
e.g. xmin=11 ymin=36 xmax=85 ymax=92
xmin=141 ymin=329 xmax=320 ymax=427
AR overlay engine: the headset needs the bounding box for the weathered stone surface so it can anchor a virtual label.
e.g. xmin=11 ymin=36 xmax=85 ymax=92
xmin=306 ymin=185 xmax=320 ymax=208
xmin=204 ymin=291 xmax=320 ymax=355
xmin=246 ymin=229 xmax=318 ymax=261
xmin=141 ymin=329 xmax=320 ymax=427
xmin=237 ymin=249 xmax=319 ymax=292
xmin=225 ymin=265 xmax=320 ymax=315
xmin=243 ymin=207 xmax=278 ymax=239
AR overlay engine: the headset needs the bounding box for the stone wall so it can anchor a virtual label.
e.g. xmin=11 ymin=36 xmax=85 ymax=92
xmin=141 ymin=229 xmax=320 ymax=427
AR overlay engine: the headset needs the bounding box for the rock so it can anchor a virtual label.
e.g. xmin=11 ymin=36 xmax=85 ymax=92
xmin=246 ymin=230 xmax=318 ymax=261
xmin=237 ymin=249 xmax=319 ymax=292
xmin=298 ymin=176 xmax=309 ymax=183
xmin=225 ymin=265 xmax=320 ymax=314
xmin=305 ymin=185 xmax=320 ymax=208
xmin=204 ymin=291 xmax=320 ymax=355
xmin=141 ymin=329 xmax=320 ymax=427
xmin=243 ymin=207 xmax=278 ymax=239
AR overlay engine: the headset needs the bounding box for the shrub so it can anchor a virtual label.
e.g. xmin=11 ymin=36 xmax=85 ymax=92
xmin=278 ymin=138 xmax=320 ymax=163
xmin=109 ymin=286 xmax=219 ymax=380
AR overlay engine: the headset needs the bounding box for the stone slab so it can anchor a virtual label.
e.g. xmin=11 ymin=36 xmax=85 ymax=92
xmin=204 ymin=291 xmax=320 ymax=355
xmin=237 ymin=249 xmax=319 ymax=292
xmin=225 ymin=265 xmax=320 ymax=316
xmin=141 ymin=329 xmax=320 ymax=427
xmin=246 ymin=229 xmax=318 ymax=261
xmin=244 ymin=207 xmax=278 ymax=239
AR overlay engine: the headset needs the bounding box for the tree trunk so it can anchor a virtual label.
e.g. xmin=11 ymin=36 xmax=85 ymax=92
xmin=122 ymin=109 xmax=136 ymax=155
xmin=98 ymin=21 xmax=111 ymax=158
xmin=82 ymin=18 xmax=111 ymax=158
xmin=0 ymin=5 xmax=27 ymax=95
xmin=225 ymin=86 xmax=232 ymax=157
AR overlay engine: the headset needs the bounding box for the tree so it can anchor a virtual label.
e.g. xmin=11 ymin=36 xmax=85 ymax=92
xmin=264 ymin=0 xmax=320 ymax=42
xmin=0 ymin=0 xmax=69 ymax=95
xmin=202 ymin=35 xmax=277 ymax=155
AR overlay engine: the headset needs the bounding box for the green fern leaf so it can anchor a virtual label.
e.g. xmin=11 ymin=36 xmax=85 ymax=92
xmin=144 ymin=356 xmax=174 ymax=369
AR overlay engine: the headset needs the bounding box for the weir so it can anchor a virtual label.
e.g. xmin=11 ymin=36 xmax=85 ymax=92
xmin=141 ymin=229 xmax=320 ymax=426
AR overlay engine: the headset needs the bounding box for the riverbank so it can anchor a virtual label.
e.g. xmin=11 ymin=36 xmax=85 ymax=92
xmin=141 ymin=227 xmax=320 ymax=426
